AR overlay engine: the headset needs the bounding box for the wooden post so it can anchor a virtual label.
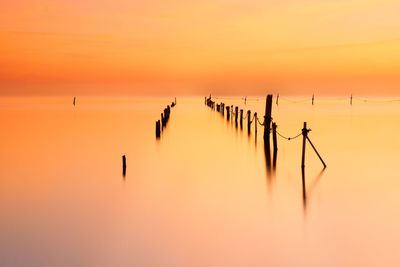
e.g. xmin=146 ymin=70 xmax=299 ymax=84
xmin=205 ymin=96 xmax=206 ymax=105
xmin=161 ymin=113 xmax=164 ymax=128
xmin=122 ymin=155 xmax=126 ymax=176
xmin=247 ymin=110 xmax=251 ymax=133
xmin=272 ymin=122 xmax=278 ymax=152
xmin=226 ymin=106 xmax=230 ymax=120
xmin=240 ymin=109 xmax=243 ymax=129
xmin=216 ymin=104 xmax=220 ymax=112
xmin=156 ymin=120 xmax=161 ymax=138
xmin=263 ymin=95 xmax=273 ymax=141
xmin=312 ymin=94 xmax=314 ymax=105
xmin=222 ymin=103 xmax=225 ymax=115
xmin=276 ymin=94 xmax=279 ymax=105
xmin=254 ymin=112 xmax=258 ymax=133
xmin=73 ymin=97 xmax=76 ymax=106
xmin=350 ymin=94 xmax=353 ymax=105
xmin=245 ymin=96 xmax=247 ymax=105
xmin=175 ymin=97 xmax=177 ymax=105
xmin=301 ymin=122 xmax=307 ymax=169
xmin=235 ymin=106 xmax=238 ymax=123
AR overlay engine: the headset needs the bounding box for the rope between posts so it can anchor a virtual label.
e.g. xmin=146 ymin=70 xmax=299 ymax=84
xmin=276 ymin=131 xmax=303 ymax=140
xmin=257 ymin=117 xmax=264 ymax=126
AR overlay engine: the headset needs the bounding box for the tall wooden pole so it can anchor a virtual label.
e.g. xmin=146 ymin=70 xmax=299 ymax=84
xmin=247 ymin=110 xmax=251 ymax=134
xmin=254 ymin=112 xmax=258 ymax=133
xmin=263 ymin=95 xmax=273 ymax=141
xmin=301 ymin=122 xmax=307 ymax=169
xmin=276 ymin=94 xmax=279 ymax=105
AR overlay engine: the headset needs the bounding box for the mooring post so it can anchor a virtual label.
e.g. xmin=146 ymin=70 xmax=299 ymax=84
xmin=122 ymin=155 xmax=126 ymax=176
xmin=226 ymin=106 xmax=230 ymax=120
xmin=254 ymin=112 xmax=258 ymax=133
xmin=272 ymin=122 xmax=278 ymax=152
xmin=247 ymin=110 xmax=251 ymax=133
xmin=156 ymin=120 xmax=161 ymax=138
xmin=73 ymin=97 xmax=76 ymax=106
xmin=301 ymin=122 xmax=307 ymax=169
xmin=350 ymin=94 xmax=353 ymax=105
xmin=276 ymin=94 xmax=279 ymax=105
xmin=263 ymin=95 xmax=273 ymax=141
xmin=222 ymin=103 xmax=225 ymax=115
xmin=205 ymin=96 xmax=206 ymax=105
xmin=235 ymin=106 xmax=238 ymax=123
xmin=240 ymin=109 xmax=243 ymax=128
xmin=312 ymin=94 xmax=314 ymax=105
xmin=161 ymin=113 xmax=164 ymax=128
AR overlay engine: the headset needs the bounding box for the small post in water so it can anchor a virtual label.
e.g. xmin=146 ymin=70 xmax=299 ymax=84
xmin=276 ymin=94 xmax=279 ymax=105
xmin=156 ymin=120 xmax=161 ymax=138
xmin=301 ymin=122 xmax=307 ymax=169
xmin=122 ymin=155 xmax=126 ymax=176
xmin=247 ymin=110 xmax=251 ymax=134
xmin=226 ymin=106 xmax=230 ymax=120
xmin=240 ymin=109 xmax=243 ymax=129
xmin=350 ymin=94 xmax=353 ymax=105
xmin=312 ymin=94 xmax=314 ymax=105
xmin=254 ymin=112 xmax=258 ymax=133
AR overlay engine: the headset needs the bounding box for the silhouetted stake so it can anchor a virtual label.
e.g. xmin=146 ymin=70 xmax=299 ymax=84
xmin=161 ymin=113 xmax=164 ymax=128
xmin=272 ymin=122 xmax=278 ymax=152
xmin=245 ymin=96 xmax=247 ymax=104
xmin=216 ymin=104 xmax=220 ymax=112
xmin=226 ymin=106 xmax=230 ymax=120
xmin=263 ymin=95 xmax=273 ymax=141
xmin=122 ymin=155 xmax=126 ymax=176
xmin=235 ymin=106 xmax=238 ymax=123
xmin=254 ymin=112 xmax=258 ymax=133
xmin=312 ymin=94 xmax=314 ymax=105
xmin=205 ymin=96 xmax=206 ymax=105
xmin=276 ymin=94 xmax=279 ymax=105
xmin=247 ymin=110 xmax=251 ymax=134
xmin=350 ymin=94 xmax=353 ymax=105
xmin=301 ymin=122 xmax=307 ymax=169
xmin=175 ymin=97 xmax=177 ymax=104
xmin=240 ymin=109 xmax=243 ymax=129
xmin=222 ymin=103 xmax=225 ymax=115
xmin=73 ymin=97 xmax=76 ymax=106
xmin=156 ymin=120 xmax=161 ymax=138
xmin=301 ymin=122 xmax=327 ymax=169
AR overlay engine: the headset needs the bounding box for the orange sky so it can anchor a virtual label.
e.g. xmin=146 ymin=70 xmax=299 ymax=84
xmin=1 ymin=0 xmax=400 ymax=96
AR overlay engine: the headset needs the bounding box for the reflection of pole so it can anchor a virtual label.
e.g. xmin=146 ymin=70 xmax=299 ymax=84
xmin=302 ymin=166 xmax=306 ymax=210
xmin=272 ymin=122 xmax=278 ymax=153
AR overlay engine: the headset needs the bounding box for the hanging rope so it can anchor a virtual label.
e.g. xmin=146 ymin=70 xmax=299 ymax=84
xmin=257 ymin=117 xmax=265 ymax=126
xmin=276 ymin=130 xmax=303 ymax=140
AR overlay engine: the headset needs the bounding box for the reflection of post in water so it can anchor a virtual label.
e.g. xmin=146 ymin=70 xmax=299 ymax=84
xmin=264 ymin=136 xmax=272 ymax=174
xmin=302 ymin=167 xmax=307 ymax=212
xmin=272 ymin=122 xmax=278 ymax=168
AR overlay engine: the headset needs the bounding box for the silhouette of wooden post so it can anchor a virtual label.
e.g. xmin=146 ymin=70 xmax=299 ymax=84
xmin=175 ymin=97 xmax=177 ymax=105
xmin=73 ymin=97 xmax=76 ymax=106
xmin=312 ymin=94 xmax=314 ymax=105
xmin=254 ymin=112 xmax=258 ymax=133
xmin=301 ymin=122 xmax=327 ymax=169
xmin=240 ymin=109 xmax=243 ymax=129
xmin=272 ymin=122 xmax=278 ymax=152
xmin=276 ymin=94 xmax=279 ymax=105
xmin=235 ymin=106 xmax=238 ymax=123
xmin=301 ymin=122 xmax=307 ymax=169
xmin=350 ymin=94 xmax=353 ymax=105
xmin=245 ymin=96 xmax=247 ymax=104
xmin=226 ymin=106 xmax=230 ymax=120
xmin=205 ymin=96 xmax=206 ymax=105
xmin=216 ymin=104 xmax=220 ymax=112
xmin=161 ymin=113 xmax=165 ymax=128
xmin=263 ymin=95 xmax=273 ymax=141
xmin=222 ymin=103 xmax=225 ymax=115
xmin=247 ymin=110 xmax=251 ymax=133
xmin=156 ymin=120 xmax=161 ymax=138
xmin=122 ymin=155 xmax=126 ymax=176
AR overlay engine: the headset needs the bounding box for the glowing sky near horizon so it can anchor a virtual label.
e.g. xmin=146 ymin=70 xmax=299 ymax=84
xmin=1 ymin=0 xmax=400 ymax=95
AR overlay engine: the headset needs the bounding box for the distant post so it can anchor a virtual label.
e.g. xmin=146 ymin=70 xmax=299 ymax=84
xmin=226 ymin=106 xmax=230 ymax=120
xmin=156 ymin=120 xmax=161 ymax=138
xmin=235 ymin=106 xmax=238 ymax=124
xmin=254 ymin=112 xmax=258 ymax=133
xmin=240 ymin=109 xmax=243 ymax=129
xmin=350 ymin=94 xmax=353 ymax=105
xmin=301 ymin=122 xmax=307 ymax=169
xmin=276 ymin=94 xmax=279 ymax=105
xmin=312 ymin=94 xmax=314 ymax=105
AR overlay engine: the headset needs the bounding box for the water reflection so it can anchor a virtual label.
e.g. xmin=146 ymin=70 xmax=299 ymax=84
xmin=302 ymin=168 xmax=326 ymax=215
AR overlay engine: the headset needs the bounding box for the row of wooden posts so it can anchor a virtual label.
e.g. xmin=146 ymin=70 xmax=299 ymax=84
xmin=206 ymin=94 xmax=326 ymax=170
xmin=245 ymin=93 xmax=354 ymax=105
xmin=155 ymin=98 xmax=177 ymax=138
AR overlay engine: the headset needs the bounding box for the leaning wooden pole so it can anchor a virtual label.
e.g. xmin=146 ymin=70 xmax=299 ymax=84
xmin=306 ymin=136 xmax=327 ymax=168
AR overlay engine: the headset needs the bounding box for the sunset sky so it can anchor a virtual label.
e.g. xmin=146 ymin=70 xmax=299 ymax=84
xmin=1 ymin=0 xmax=400 ymax=96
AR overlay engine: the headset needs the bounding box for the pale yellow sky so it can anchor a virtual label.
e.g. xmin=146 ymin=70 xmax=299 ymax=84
xmin=1 ymin=0 xmax=400 ymax=95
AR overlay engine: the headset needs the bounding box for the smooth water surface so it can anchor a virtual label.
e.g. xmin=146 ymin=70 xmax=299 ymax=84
xmin=1 ymin=97 xmax=400 ymax=266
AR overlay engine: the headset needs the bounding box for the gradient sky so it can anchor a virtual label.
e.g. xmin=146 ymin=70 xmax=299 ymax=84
xmin=1 ymin=0 xmax=400 ymax=96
